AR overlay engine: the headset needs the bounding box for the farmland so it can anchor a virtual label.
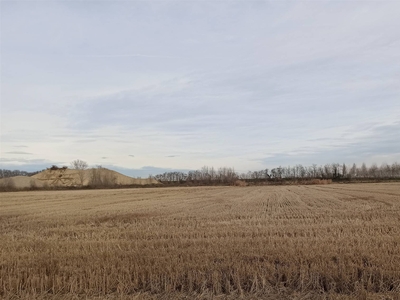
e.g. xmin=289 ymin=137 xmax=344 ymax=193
xmin=1 ymin=183 xmax=400 ymax=299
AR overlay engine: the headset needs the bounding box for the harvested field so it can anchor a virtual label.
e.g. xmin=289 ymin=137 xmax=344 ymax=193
xmin=1 ymin=183 xmax=400 ymax=299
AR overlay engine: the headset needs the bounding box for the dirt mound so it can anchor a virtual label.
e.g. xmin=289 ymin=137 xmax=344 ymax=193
xmin=0 ymin=176 xmax=45 ymax=190
xmin=31 ymin=168 xmax=159 ymax=187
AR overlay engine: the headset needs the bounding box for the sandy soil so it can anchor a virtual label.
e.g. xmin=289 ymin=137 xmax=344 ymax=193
xmin=30 ymin=168 xmax=159 ymax=187
xmin=0 ymin=176 xmax=45 ymax=189
xmin=0 ymin=168 xmax=158 ymax=189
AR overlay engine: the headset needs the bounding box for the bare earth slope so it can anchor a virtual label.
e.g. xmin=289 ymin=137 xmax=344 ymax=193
xmin=31 ymin=168 xmax=159 ymax=187
xmin=1 ymin=183 xmax=399 ymax=299
xmin=0 ymin=176 xmax=45 ymax=189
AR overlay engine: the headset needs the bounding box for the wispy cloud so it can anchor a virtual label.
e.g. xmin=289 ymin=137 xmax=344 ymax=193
xmin=72 ymin=54 xmax=182 ymax=59
xmin=0 ymin=158 xmax=63 ymax=172
xmin=4 ymin=151 xmax=33 ymax=155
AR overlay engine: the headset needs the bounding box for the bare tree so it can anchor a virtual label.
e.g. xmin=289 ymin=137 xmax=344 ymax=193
xmin=360 ymin=163 xmax=368 ymax=178
xmin=369 ymin=163 xmax=378 ymax=178
xmin=349 ymin=163 xmax=357 ymax=178
xmin=70 ymin=159 xmax=88 ymax=186
xmin=71 ymin=159 xmax=88 ymax=170
xmin=342 ymin=163 xmax=347 ymax=178
xmin=88 ymin=165 xmax=117 ymax=188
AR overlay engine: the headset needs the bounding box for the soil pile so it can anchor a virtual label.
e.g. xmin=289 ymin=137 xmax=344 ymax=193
xmin=0 ymin=176 xmax=45 ymax=189
xmin=31 ymin=168 xmax=159 ymax=187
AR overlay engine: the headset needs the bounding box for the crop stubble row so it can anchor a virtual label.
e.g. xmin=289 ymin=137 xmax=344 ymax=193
xmin=1 ymin=183 xmax=399 ymax=299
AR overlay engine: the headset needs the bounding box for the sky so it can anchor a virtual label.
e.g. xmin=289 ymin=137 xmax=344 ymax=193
xmin=1 ymin=0 xmax=400 ymax=177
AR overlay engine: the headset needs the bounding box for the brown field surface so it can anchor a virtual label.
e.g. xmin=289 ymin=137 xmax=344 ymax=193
xmin=1 ymin=183 xmax=400 ymax=299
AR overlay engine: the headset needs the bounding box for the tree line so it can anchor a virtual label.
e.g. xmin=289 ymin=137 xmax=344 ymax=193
xmin=152 ymin=162 xmax=400 ymax=184
xmin=0 ymin=169 xmax=42 ymax=178
xmin=1 ymin=161 xmax=399 ymax=185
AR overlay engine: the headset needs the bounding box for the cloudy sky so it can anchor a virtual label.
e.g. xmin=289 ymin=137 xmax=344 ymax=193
xmin=1 ymin=0 xmax=399 ymax=177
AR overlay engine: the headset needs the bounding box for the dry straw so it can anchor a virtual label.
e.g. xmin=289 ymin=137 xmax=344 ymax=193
xmin=1 ymin=183 xmax=399 ymax=299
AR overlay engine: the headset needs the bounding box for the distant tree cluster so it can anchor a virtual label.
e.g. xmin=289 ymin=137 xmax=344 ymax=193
xmin=88 ymin=165 xmax=116 ymax=188
xmin=0 ymin=169 xmax=42 ymax=178
xmin=153 ymin=162 xmax=400 ymax=184
xmin=154 ymin=166 xmax=238 ymax=184
xmin=239 ymin=162 xmax=400 ymax=180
